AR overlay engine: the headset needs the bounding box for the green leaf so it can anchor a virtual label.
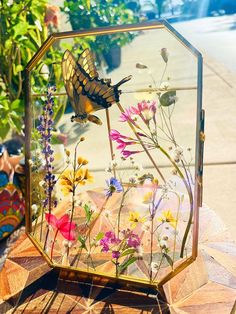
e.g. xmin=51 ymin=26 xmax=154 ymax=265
xmin=118 ymin=256 xmax=137 ymax=273
xmin=11 ymin=99 xmax=21 ymax=109
xmin=84 ymin=204 xmax=92 ymax=223
xmin=28 ymin=29 xmax=41 ymax=47
xmin=13 ymin=21 xmax=29 ymax=38
xmin=160 ymin=91 xmax=176 ymax=107
xmin=11 ymin=99 xmax=24 ymax=114
xmin=120 ymin=248 xmax=136 ymax=257
xmin=0 ymin=122 xmax=10 ymax=140
xmin=95 ymin=232 xmax=104 ymax=242
xmin=10 ymin=114 xmax=23 ymax=132
xmin=4 ymin=39 xmax=12 ymax=50
xmin=15 ymin=65 xmax=24 ymax=73
xmin=78 ymin=235 xmax=87 ymax=250
xmin=163 ymin=253 xmax=173 ymax=267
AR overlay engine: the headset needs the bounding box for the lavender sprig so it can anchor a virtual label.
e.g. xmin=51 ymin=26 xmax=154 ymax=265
xmin=37 ymin=85 xmax=57 ymax=212
xmin=37 ymin=86 xmax=57 ymax=249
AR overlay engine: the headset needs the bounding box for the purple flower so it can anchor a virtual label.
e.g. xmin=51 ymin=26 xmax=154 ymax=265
xmin=37 ymin=85 xmax=57 ymax=210
xmin=112 ymin=250 xmax=121 ymax=259
xmin=100 ymin=239 xmax=110 ymax=252
xmin=122 ymin=150 xmax=142 ymax=158
xmin=127 ymin=233 xmax=141 ymax=248
xmin=100 ymin=231 xmax=121 ymax=253
xmin=105 ymin=177 xmax=123 ymax=197
xmin=105 ymin=231 xmax=120 ymax=245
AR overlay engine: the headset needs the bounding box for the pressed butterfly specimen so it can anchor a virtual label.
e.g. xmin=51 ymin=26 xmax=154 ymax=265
xmin=62 ymin=49 xmax=132 ymax=125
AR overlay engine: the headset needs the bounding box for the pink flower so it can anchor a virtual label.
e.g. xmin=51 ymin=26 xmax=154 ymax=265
xmin=122 ymin=150 xmax=142 ymax=158
xmin=45 ymin=213 xmax=76 ymax=241
xmin=137 ymin=101 xmax=157 ymax=121
xmin=110 ymin=130 xmax=124 ymax=141
xmin=130 ymin=106 xmax=140 ymax=115
xmin=116 ymin=139 xmax=136 ymax=151
xmin=119 ymin=109 xmax=133 ymax=122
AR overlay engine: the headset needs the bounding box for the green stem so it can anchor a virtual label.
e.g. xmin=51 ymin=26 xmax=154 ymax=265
xmin=170 ymin=191 xmax=181 ymax=264
xmin=117 ymin=188 xmax=130 ymax=237
xmin=67 ymin=141 xmax=80 ymax=258
xmin=149 ymin=216 xmax=154 ymax=281
xmin=158 ymin=145 xmax=193 ymax=257
xmin=71 ymin=197 xmax=109 ymax=267
xmin=152 ymin=254 xmax=164 ymax=282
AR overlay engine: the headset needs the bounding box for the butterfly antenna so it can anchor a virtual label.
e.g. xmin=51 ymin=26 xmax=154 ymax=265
xmin=115 ymin=75 xmax=132 ymax=88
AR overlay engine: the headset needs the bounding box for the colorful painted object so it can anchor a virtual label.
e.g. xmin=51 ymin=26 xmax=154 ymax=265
xmin=0 ymin=145 xmax=25 ymax=241
xmin=0 ymin=184 xmax=25 ymax=240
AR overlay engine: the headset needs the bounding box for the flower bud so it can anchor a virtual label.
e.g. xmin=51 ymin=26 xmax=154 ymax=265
xmin=161 ymin=48 xmax=169 ymax=63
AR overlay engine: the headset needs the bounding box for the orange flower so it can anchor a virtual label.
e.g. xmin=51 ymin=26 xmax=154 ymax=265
xmin=44 ymin=4 xmax=60 ymax=28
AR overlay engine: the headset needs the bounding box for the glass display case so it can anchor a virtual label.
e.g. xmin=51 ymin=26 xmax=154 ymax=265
xmin=24 ymin=20 xmax=204 ymax=291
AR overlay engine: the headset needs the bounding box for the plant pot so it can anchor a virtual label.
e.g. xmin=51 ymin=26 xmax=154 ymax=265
xmin=103 ymin=45 xmax=121 ymax=72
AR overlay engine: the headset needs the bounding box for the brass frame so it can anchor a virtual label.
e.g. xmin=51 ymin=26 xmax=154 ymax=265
xmin=24 ymin=20 xmax=204 ymax=290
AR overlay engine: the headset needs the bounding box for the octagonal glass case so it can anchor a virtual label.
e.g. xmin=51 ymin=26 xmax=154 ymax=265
xmin=25 ymin=21 xmax=204 ymax=290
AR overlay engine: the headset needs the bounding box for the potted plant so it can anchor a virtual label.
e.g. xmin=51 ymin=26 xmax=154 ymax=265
xmin=62 ymin=0 xmax=140 ymax=72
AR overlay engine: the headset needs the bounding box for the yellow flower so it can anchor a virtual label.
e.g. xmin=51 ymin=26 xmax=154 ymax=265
xmin=157 ymin=210 xmax=177 ymax=228
xmin=59 ymin=168 xmax=93 ymax=195
xmin=142 ymin=191 xmax=153 ymax=204
xmin=77 ymin=156 xmax=88 ymax=166
xmin=129 ymin=211 xmax=146 ymax=228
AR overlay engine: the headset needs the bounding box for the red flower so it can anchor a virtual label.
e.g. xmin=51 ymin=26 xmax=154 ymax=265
xmin=45 ymin=213 xmax=76 ymax=241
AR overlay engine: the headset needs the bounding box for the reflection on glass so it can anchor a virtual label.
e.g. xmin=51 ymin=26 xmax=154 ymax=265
xmin=28 ymin=25 xmax=200 ymax=285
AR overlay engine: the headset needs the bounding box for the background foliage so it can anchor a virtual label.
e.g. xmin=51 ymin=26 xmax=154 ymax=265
xmin=0 ymin=0 xmax=49 ymax=140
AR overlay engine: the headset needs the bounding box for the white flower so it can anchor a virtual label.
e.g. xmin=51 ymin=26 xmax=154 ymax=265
xmin=65 ymin=208 xmax=72 ymax=215
xmin=129 ymin=177 xmax=137 ymax=184
xmin=151 ymin=262 xmax=159 ymax=272
xmin=110 ymin=159 xmax=120 ymax=168
xmin=74 ymin=199 xmax=83 ymax=207
xmin=173 ymin=146 xmax=183 ymax=162
xmin=105 ymin=167 xmax=112 ymax=173
xmin=62 ymin=240 xmax=72 ymax=248
xmin=160 ymin=240 xmax=168 ymax=249
xmin=160 ymin=81 xmax=170 ymax=90
xmin=161 ymin=234 xmax=169 ymax=241
xmin=31 ymin=204 xmax=38 ymax=215
xmin=161 ymin=184 xmax=169 ymax=198
xmin=90 ymin=205 xmax=97 ymax=213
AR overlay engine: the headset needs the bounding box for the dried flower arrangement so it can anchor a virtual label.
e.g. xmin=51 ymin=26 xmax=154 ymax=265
xmin=29 ymin=46 xmax=197 ymax=285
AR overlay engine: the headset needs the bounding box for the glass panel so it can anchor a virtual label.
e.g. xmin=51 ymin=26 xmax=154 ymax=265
xmin=28 ymin=24 xmax=199 ymax=284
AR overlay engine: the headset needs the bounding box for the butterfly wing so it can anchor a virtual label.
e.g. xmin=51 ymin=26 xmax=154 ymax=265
xmin=77 ymin=48 xmax=98 ymax=80
xmin=62 ymin=50 xmax=83 ymax=116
